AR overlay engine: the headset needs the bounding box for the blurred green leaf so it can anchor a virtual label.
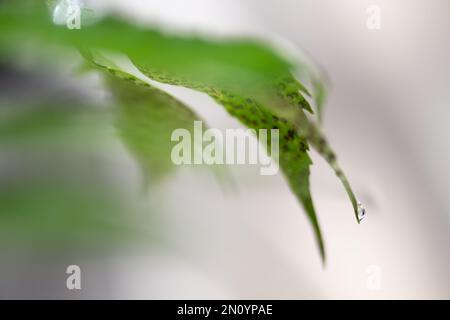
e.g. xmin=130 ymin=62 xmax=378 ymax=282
xmin=0 ymin=1 xmax=298 ymax=115
xmin=80 ymin=50 xmax=212 ymax=186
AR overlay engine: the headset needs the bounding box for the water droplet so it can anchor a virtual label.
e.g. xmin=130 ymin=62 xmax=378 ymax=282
xmin=357 ymin=201 xmax=366 ymax=222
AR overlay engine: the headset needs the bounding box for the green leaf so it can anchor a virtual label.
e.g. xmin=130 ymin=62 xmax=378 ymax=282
xmin=82 ymin=49 xmax=330 ymax=259
xmin=132 ymin=65 xmax=361 ymax=259
xmin=81 ymin=50 xmax=209 ymax=186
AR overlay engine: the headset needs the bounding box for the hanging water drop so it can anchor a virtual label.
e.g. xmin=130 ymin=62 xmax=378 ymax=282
xmin=357 ymin=201 xmax=366 ymax=222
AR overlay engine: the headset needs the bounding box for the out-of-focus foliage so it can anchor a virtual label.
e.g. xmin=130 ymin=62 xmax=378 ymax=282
xmin=0 ymin=0 xmax=360 ymax=261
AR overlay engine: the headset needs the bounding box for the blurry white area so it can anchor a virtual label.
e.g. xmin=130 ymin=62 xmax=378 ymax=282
xmin=85 ymin=0 xmax=450 ymax=298
xmin=87 ymin=0 xmax=254 ymax=36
